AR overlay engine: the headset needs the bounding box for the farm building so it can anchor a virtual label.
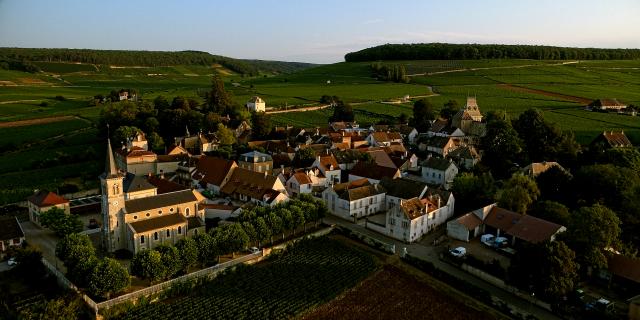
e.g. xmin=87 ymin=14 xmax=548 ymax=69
xmin=588 ymin=98 xmax=627 ymax=111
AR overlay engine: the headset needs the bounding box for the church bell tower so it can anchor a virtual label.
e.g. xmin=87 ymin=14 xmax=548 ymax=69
xmin=100 ymin=138 xmax=125 ymax=252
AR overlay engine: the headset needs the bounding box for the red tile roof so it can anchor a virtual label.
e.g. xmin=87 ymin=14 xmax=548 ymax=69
xmin=27 ymin=190 xmax=68 ymax=207
xmin=455 ymin=212 xmax=483 ymax=230
xmin=193 ymin=156 xmax=237 ymax=186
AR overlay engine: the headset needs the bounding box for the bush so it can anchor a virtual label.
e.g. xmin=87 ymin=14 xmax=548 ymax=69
xmin=54 ymin=95 xmax=66 ymax=101
xmin=39 ymin=101 xmax=49 ymax=107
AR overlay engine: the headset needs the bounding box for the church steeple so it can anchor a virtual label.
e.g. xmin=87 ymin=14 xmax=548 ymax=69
xmin=105 ymin=138 xmax=120 ymax=177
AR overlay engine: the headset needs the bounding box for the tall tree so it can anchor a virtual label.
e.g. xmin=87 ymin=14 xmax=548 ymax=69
xmin=411 ymin=98 xmax=435 ymax=132
xmin=215 ymin=123 xmax=236 ymax=146
xmin=330 ymin=100 xmax=355 ymax=122
xmin=564 ymin=204 xmax=621 ymax=271
xmin=253 ymin=217 xmax=271 ymax=248
xmin=481 ymin=111 xmax=523 ymax=178
xmin=440 ymin=100 xmax=460 ymax=120
xmin=498 ymin=174 xmax=540 ymax=214
xmin=39 ymin=207 xmax=83 ymax=237
xmin=513 ymin=108 xmax=580 ymax=163
xmin=130 ymin=249 xmax=165 ymax=283
xmin=451 ymin=172 xmax=497 ymax=214
xmin=155 ymin=245 xmax=181 ymax=280
xmin=205 ymin=75 xmax=233 ymax=113
xmin=528 ymin=201 xmax=571 ymax=226
xmin=250 ymin=112 xmax=273 ymax=140
xmin=535 ymin=165 xmax=573 ymax=204
xmin=175 ymin=238 xmax=198 ymax=273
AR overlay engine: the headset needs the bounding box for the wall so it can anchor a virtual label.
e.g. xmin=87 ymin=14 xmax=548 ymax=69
xmin=446 ymin=219 xmax=471 ymax=242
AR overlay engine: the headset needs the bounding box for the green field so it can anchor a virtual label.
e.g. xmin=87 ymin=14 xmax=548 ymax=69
xmin=115 ymin=237 xmax=378 ymax=320
xmin=1 ymin=58 xmax=639 ymax=203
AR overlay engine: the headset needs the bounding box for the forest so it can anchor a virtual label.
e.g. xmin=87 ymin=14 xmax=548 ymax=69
xmin=345 ymin=43 xmax=640 ymax=62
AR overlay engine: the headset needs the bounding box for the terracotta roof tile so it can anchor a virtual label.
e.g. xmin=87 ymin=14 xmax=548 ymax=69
xmin=27 ymin=190 xmax=68 ymax=207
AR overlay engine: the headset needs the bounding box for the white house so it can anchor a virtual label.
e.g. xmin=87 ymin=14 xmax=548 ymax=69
xmin=421 ymin=157 xmax=458 ymax=189
xmin=367 ymin=189 xmax=454 ymax=243
xmin=379 ymin=177 xmax=429 ymax=209
xmin=246 ymin=96 xmax=266 ymax=112
xmin=366 ymin=131 xmax=403 ymax=147
xmin=312 ymin=154 xmax=341 ymax=185
xmin=322 ymin=178 xmax=386 ymax=221
xmin=286 ymin=171 xmax=313 ymax=197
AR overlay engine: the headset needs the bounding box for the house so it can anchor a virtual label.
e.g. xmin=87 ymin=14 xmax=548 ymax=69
xmin=421 ymin=157 xmax=458 ymax=189
xmin=395 ymin=125 xmax=419 ymax=144
xmin=191 ymin=156 xmax=237 ymax=193
xmin=238 ymin=151 xmax=273 ymax=174
xmin=330 ymin=121 xmax=359 ymax=132
xmin=27 ymin=190 xmax=70 ymax=226
xmin=101 ymin=139 xmax=206 ymax=254
xmin=201 ymin=203 xmax=241 ymax=220
xmin=366 ymin=131 xmax=403 ymax=147
xmin=452 ymin=97 xmax=484 ymax=135
xmin=428 ymin=120 xmax=466 ymax=138
xmin=364 ymin=149 xmax=398 ymax=168
xmin=349 ymin=161 xmax=401 ymax=184
xmin=127 ymin=131 xmax=148 ymax=151
xmin=0 ymin=216 xmax=25 ymax=258
xmin=246 ymin=96 xmax=266 ymax=112
xmin=118 ymin=91 xmax=129 ymax=101
xmin=379 ymin=177 xmax=428 ymax=209
xmin=447 ymin=204 xmax=566 ymax=245
xmin=219 ymin=167 xmax=287 ymax=205
xmin=521 ymin=161 xmax=566 ymax=177
xmin=311 ymin=153 xmax=341 ymax=185
xmin=588 ymin=98 xmax=627 ymax=111
xmin=591 ymin=130 xmax=633 ymax=149
xmin=286 ymin=171 xmax=313 ymax=197
xmin=447 ymin=145 xmax=480 ymax=170
xmin=322 ymin=178 xmax=386 ymax=221
xmin=421 ymin=136 xmax=460 ymax=157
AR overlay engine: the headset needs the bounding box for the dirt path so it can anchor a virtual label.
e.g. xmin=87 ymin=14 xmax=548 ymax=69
xmin=0 ymin=115 xmax=78 ymax=128
xmin=266 ymin=104 xmax=331 ymax=114
xmin=408 ymin=60 xmax=579 ymax=77
xmin=0 ymin=99 xmax=42 ymax=105
xmin=497 ymin=84 xmax=591 ymax=104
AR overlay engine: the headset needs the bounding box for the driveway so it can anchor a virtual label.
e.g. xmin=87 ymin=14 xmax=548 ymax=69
xmin=324 ymin=215 xmax=560 ymax=320
xmin=20 ymin=221 xmax=66 ymax=273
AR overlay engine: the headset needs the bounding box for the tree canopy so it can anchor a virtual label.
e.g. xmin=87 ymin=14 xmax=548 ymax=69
xmin=411 ymin=98 xmax=435 ymax=132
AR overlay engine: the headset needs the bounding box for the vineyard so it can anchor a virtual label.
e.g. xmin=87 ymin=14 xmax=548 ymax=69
xmin=116 ymin=237 xmax=379 ymax=320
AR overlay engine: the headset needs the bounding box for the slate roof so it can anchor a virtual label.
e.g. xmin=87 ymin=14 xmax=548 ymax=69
xmin=187 ymin=217 xmax=203 ymax=230
xmin=426 ymin=136 xmax=455 ymax=149
xmin=240 ymin=151 xmax=273 ymax=163
xmin=123 ymin=173 xmax=156 ymax=193
xmin=423 ymin=157 xmax=455 ymax=171
xmin=333 ymin=182 xmax=385 ymax=201
xmin=125 ymin=190 xmax=198 ymax=214
xmin=147 ymin=175 xmax=188 ymax=194
xmin=129 ymin=213 xmax=187 ymax=233
xmin=248 ymin=96 xmax=264 ymax=103
xmin=447 ymin=146 xmax=480 ymax=159
xmin=379 ymin=177 xmax=427 ymax=199
xmin=0 ymin=216 xmax=24 ymax=241
xmin=27 ymin=190 xmax=68 ymax=207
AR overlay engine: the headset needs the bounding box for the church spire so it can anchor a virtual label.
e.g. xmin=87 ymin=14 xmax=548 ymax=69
xmin=105 ymin=138 xmax=119 ymax=177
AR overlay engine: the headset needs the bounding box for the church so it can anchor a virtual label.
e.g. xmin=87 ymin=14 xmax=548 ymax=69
xmin=101 ymin=139 xmax=206 ymax=254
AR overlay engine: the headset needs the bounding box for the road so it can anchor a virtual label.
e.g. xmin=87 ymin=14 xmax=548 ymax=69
xmin=21 ymin=221 xmax=67 ymax=273
xmin=324 ymin=216 xmax=561 ymax=320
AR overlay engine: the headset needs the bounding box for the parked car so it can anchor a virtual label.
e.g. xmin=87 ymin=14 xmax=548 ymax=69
xmin=249 ymin=247 xmax=260 ymax=254
xmin=493 ymin=236 xmax=509 ymax=248
xmin=449 ymin=247 xmax=466 ymax=258
xmin=481 ymin=234 xmax=495 ymax=246
xmin=7 ymin=257 xmax=17 ymax=266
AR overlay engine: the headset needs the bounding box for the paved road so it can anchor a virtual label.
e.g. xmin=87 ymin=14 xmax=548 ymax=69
xmin=21 ymin=221 xmax=67 ymax=273
xmin=324 ymin=216 xmax=561 ymax=320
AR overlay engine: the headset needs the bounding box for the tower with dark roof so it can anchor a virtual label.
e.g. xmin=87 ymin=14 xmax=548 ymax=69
xmin=100 ymin=139 xmax=126 ymax=252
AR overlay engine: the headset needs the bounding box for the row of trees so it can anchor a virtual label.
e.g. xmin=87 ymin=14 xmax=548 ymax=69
xmin=370 ymin=62 xmax=409 ymax=83
xmin=130 ymin=195 xmax=328 ymax=283
xmin=56 ymin=234 xmax=130 ymax=299
xmin=346 ymin=43 xmax=640 ymax=61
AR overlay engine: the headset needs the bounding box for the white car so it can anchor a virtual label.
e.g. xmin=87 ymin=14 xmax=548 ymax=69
xmin=249 ymin=247 xmax=260 ymax=254
xmin=7 ymin=257 xmax=17 ymax=266
xmin=449 ymin=247 xmax=466 ymax=258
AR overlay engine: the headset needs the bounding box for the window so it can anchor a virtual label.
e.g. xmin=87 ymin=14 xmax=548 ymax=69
xmin=167 ymin=229 xmax=170 ymax=237
xmin=402 ymin=221 xmax=409 ymax=229
xmin=369 ymin=198 xmax=373 ymax=205
xmin=146 ymin=213 xmax=150 ymax=217
xmin=140 ymin=235 xmax=145 ymax=244
xmin=185 ymin=208 xmax=190 ymax=216
xmin=178 ymin=226 xmax=182 ymax=234
xmin=133 ymin=215 xmax=138 ymax=220
xmin=170 ymin=208 xmax=174 ymax=212
xmin=432 ymin=172 xmax=436 ymax=177
xmin=154 ymin=232 xmax=158 ymax=240
xmin=12 ymin=238 xmax=20 ymax=244
xmin=158 ymin=210 xmax=162 ymax=215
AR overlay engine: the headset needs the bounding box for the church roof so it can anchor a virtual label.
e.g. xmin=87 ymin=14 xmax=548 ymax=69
xmin=129 ymin=213 xmax=187 ymax=234
xmin=124 ymin=190 xmax=199 ymax=214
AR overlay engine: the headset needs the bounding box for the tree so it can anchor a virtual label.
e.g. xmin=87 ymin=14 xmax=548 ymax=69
xmin=55 ymin=233 xmax=97 ymax=287
xmin=88 ymin=258 xmax=130 ymax=299
xmin=175 ymin=238 xmax=198 ymax=273
xmin=265 ymin=212 xmax=283 ymax=245
xmin=451 ymin=172 xmax=496 ymax=214
xmin=253 ymin=217 xmax=271 ymax=248
xmin=39 ymin=207 xmax=83 ymax=237
xmin=130 ymin=249 xmax=165 ymax=282
xmin=205 ymin=75 xmax=233 ymax=113
xmin=250 ymin=112 xmax=272 ymax=140
xmin=513 ymin=108 xmax=579 ymax=163
xmin=14 ymin=247 xmax=45 ymax=279
xmin=564 ymin=204 xmax=621 ymax=271
xmin=241 ymin=221 xmax=258 ymax=247
xmin=498 ymin=174 xmax=540 ymax=214
xmin=193 ymin=232 xmax=217 ymax=266
xmin=330 ymin=99 xmax=355 ymax=122
xmin=279 ymin=208 xmax=293 ymax=240
xmin=481 ymin=111 xmax=523 ymax=178
xmin=215 ymin=123 xmax=236 ymax=146
xmin=411 ymin=98 xmax=435 ymax=132
xmin=290 ymin=205 xmax=305 ymax=235
xmin=440 ymin=100 xmax=460 ymax=120
xmin=293 ymin=147 xmax=316 ymax=168
xmin=217 ymin=224 xmax=249 ymax=256
xmin=398 ymin=112 xmax=408 ymax=124
xmin=535 ymin=165 xmax=573 ymax=204
xmin=112 ymin=125 xmax=141 ymax=148
xmin=528 ymin=201 xmax=571 ymax=226
xmin=155 ymin=245 xmax=181 ymax=279
xmin=509 ymin=241 xmax=578 ymax=302
xmin=146 ymin=132 xmax=164 ymax=152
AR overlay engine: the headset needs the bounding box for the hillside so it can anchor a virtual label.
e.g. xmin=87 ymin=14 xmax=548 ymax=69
xmin=0 ymin=47 xmax=316 ymax=76
xmin=345 ymin=43 xmax=640 ymax=62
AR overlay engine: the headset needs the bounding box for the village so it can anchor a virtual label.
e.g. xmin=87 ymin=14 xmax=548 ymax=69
xmin=2 ymin=91 xmax=639 ymax=319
